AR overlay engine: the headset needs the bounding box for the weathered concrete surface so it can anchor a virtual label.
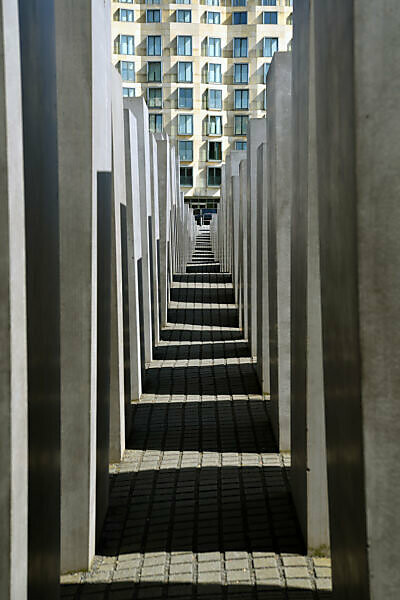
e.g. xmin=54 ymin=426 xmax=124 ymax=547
xmin=124 ymin=98 xmax=153 ymax=365
xmin=239 ymin=159 xmax=248 ymax=337
xmin=124 ymin=109 xmax=143 ymax=397
xmin=19 ymin=0 xmax=61 ymax=596
xmin=266 ymin=52 xmax=292 ymax=452
xmin=55 ymin=0 xmax=112 ymax=573
xmin=227 ymin=151 xmax=246 ymax=306
xmin=315 ymin=1 xmax=400 ymax=598
xmin=149 ymin=133 xmax=160 ymax=348
xmin=156 ymin=137 xmax=171 ymax=329
xmin=246 ymin=119 xmax=266 ymax=359
xmin=110 ymin=67 xmax=126 ymax=463
xmin=256 ymin=142 xmax=270 ymax=396
xmin=291 ymin=0 xmax=329 ymax=554
xmin=0 ymin=2 xmax=28 ymax=597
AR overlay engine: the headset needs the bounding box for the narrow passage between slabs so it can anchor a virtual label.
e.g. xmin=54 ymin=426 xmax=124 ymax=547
xmin=61 ymin=226 xmax=332 ymax=600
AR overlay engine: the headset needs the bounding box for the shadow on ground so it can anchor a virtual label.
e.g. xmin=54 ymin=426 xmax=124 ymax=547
xmin=61 ymin=581 xmax=333 ymax=599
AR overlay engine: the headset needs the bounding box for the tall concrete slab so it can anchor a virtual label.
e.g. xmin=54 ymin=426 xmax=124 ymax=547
xmin=291 ymin=0 xmax=329 ymax=554
xmin=239 ymin=159 xmax=248 ymax=338
xmin=124 ymin=98 xmax=153 ymax=365
xmin=149 ymin=134 xmax=161 ymax=347
xmin=0 ymin=2 xmax=28 ymax=597
xmin=256 ymin=143 xmax=270 ymax=396
xmin=55 ymin=0 xmax=112 ymax=573
xmin=247 ymin=119 xmax=266 ymax=359
xmin=110 ymin=67 xmax=126 ymax=464
xmin=156 ymin=137 xmax=171 ymax=328
xmin=124 ymin=109 xmax=143 ymax=396
xmin=266 ymin=52 xmax=292 ymax=452
xmin=315 ymin=1 xmax=400 ymax=597
xmin=227 ymin=151 xmax=246 ymax=305
xmin=18 ymin=0 xmax=61 ymax=596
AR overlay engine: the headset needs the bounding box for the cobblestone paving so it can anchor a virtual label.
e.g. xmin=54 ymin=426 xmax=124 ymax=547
xmin=61 ymin=229 xmax=332 ymax=600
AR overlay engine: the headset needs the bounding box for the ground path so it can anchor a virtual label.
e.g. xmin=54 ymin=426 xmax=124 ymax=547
xmin=61 ymin=228 xmax=332 ymax=600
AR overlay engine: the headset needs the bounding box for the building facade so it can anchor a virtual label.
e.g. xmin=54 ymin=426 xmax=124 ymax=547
xmin=112 ymin=0 xmax=292 ymax=207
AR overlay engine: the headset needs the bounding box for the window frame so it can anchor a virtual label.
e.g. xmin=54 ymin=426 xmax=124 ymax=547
xmin=119 ymin=60 xmax=135 ymax=82
xmin=176 ymin=9 xmax=192 ymax=22
xmin=147 ymin=61 xmax=162 ymax=82
xmin=207 ymin=88 xmax=222 ymax=110
xmin=177 ymin=35 xmax=192 ymax=56
xmin=232 ymin=11 xmax=247 ymax=24
xmin=178 ymin=87 xmax=193 ymax=109
xmin=180 ymin=166 xmax=193 ymax=187
xmin=179 ymin=140 xmax=193 ymax=162
xmin=146 ymin=8 xmax=161 ymax=22
xmin=208 ymin=63 xmax=222 ymax=84
xmin=234 ymin=114 xmax=248 ymax=135
xmin=263 ymin=36 xmax=278 ymax=57
xmin=178 ymin=114 xmax=194 ymax=135
xmin=147 ymin=87 xmax=163 ymax=108
xmin=208 ymin=114 xmax=222 ymax=136
xmin=233 ymin=37 xmax=248 ymax=58
xmin=149 ymin=113 xmax=163 ymax=133
xmin=207 ymin=37 xmax=222 ymax=58
xmin=207 ymin=166 xmax=222 ymax=187
xmin=234 ymin=62 xmax=248 ymax=84
xmin=177 ymin=61 xmax=193 ymax=83
xmin=234 ymin=89 xmax=249 ymax=110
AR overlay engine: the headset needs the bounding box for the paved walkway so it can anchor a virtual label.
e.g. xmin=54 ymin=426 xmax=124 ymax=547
xmin=61 ymin=228 xmax=332 ymax=600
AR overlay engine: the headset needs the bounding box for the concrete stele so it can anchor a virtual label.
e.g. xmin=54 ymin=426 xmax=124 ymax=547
xmin=124 ymin=98 xmax=153 ymax=365
xmin=0 ymin=1 xmax=28 ymax=597
xmin=246 ymin=119 xmax=266 ymax=359
xmin=266 ymin=52 xmax=292 ymax=452
xmin=55 ymin=0 xmax=112 ymax=572
xmin=290 ymin=0 xmax=329 ymax=554
xmin=315 ymin=1 xmax=400 ymax=597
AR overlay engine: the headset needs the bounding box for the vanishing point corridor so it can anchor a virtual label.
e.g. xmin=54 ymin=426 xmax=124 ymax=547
xmin=61 ymin=229 xmax=332 ymax=600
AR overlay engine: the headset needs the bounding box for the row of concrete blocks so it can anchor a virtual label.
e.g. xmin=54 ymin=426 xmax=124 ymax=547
xmin=0 ymin=1 xmax=194 ymax=598
xmin=213 ymin=1 xmax=400 ymax=598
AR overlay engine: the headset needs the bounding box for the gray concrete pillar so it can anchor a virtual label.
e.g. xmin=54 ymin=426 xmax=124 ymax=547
xmin=266 ymin=52 xmax=292 ymax=452
xmin=0 ymin=2 xmax=28 ymax=597
xmin=156 ymin=137 xmax=171 ymax=328
xmin=256 ymin=143 xmax=270 ymax=396
xmin=19 ymin=0 xmax=61 ymax=595
xmin=315 ymin=1 xmax=400 ymax=597
xmin=110 ymin=67 xmax=127 ymax=463
xmin=247 ymin=119 xmax=266 ymax=359
xmin=239 ymin=159 xmax=248 ymax=339
xmin=55 ymin=0 xmax=112 ymax=573
xmin=124 ymin=109 xmax=143 ymax=399
xmin=124 ymin=98 xmax=153 ymax=365
xmin=149 ymin=134 xmax=161 ymax=347
xmin=290 ymin=0 xmax=329 ymax=554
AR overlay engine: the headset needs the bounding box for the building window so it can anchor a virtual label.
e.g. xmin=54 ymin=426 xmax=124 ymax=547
xmin=233 ymin=12 xmax=247 ymax=24
xmin=114 ymin=9 xmax=134 ymax=22
xmin=208 ymin=89 xmax=222 ymax=110
xmin=146 ymin=0 xmax=160 ymax=4
xmin=235 ymin=141 xmax=247 ymax=150
xmin=208 ymin=141 xmax=222 ymax=161
xmin=179 ymin=140 xmax=193 ymax=162
xmin=208 ymin=37 xmax=221 ymax=57
xmin=119 ymin=61 xmax=135 ymax=82
xmin=177 ymin=35 xmax=192 ymax=56
xmin=234 ymin=63 xmax=248 ymax=83
xmin=178 ymin=114 xmax=193 ymax=135
xmin=286 ymin=0 xmax=293 ymax=5
xmin=234 ymin=89 xmax=249 ymax=110
xmin=180 ymin=167 xmax=193 ymax=186
xmin=147 ymin=87 xmax=163 ymax=108
xmin=262 ymin=0 xmax=276 ymax=5
xmin=178 ymin=61 xmax=193 ymax=82
xmin=234 ymin=115 xmax=248 ymax=135
xmin=178 ymin=88 xmax=193 ymax=109
xmin=177 ymin=9 xmax=191 ymax=22
xmin=263 ymin=11 xmax=277 ymax=24
xmin=149 ymin=113 xmax=163 ymax=133
xmin=208 ymin=63 xmax=222 ymax=83
xmin=146 ymin=9 xmax=161 ymax=22
xmin=177 ymin=0 xmax=191 ymax=3
xmin=206 ymin=0 xmax=219 ymax=5
xmin=207 ymin=11 xmax=220 ymax=24
xmin=147 ymin=61 xmax=162 ymax=82
xmin=147 ymin=36 xmax=162 ymax=56
xmin=264 ymin=62 xmax=270 ymax=83
xmin=123 ymin=87 xmax=135 ymax=98
xmin=119 ymin=0 xmax=133 ymax=3
xmin=232 ymin=0 xmax=246 ymax=6
xmin=208 ymin=115 xmax=222 ymax=135
xmin=208 ymin=167 xmax=222 ymax=186
xmin=115 ymin=35 xmax=134 ymax=55
xmin=263 ymin=37 xmax=278 ymax=57
xmin=233 ymin=38 xmax=248 ymax=58
xmin=287 ymin=13 xmax=293 ymax=25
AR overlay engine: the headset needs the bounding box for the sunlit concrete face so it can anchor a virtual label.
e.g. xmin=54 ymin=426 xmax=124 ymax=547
xmin=111 ymin=0 xmax=292 ymax=204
